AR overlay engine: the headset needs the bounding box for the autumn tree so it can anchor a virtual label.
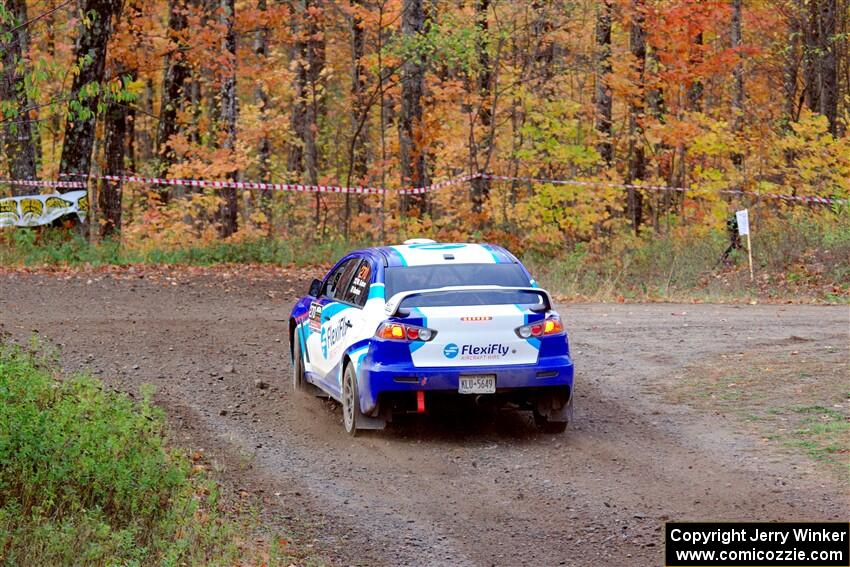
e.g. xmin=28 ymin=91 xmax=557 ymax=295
xmin=58 ymin=0 xmax=123 ymax=189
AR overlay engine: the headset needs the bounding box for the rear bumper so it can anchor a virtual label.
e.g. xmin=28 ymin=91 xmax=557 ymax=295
xmin=359 ymin=354 xmax=573 ymax=414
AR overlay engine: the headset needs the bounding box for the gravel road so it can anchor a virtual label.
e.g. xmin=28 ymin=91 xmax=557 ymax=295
xmin=1 ymin=268 xmax=847 ymax=566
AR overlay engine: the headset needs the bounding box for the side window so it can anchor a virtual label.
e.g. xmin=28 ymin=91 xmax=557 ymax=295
xmin=322 ymin=259 xmax=358 ymax=300
xmin=341 ymin=260 xmax=372 ymax=307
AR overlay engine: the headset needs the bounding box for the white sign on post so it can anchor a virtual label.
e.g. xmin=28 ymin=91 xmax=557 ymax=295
xmin=736 ymin=209 xmax=749 ymax=235
xmin=735 ymin=209 xmax=754 ymax=280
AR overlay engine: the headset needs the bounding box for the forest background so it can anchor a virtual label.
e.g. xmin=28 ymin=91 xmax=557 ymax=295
xmin=1 ymin=0 xmax=848 ymax=300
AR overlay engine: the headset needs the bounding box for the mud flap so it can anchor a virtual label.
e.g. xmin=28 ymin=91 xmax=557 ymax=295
xmin=537 ymin=391 xmax=573 ymax=423
xmin=356 ymin=413 xmax=387 ymax=430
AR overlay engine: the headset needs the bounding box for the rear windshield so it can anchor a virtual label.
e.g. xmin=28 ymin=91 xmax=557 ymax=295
xmin=385 ymin=263 xmax=531 ymax=297
xmin=399 ymin=289 xmax=544 ymax=308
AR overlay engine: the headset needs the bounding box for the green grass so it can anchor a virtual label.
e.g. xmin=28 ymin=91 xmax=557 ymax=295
xmin=0 ymin=228 xmax=362 ymax=267
xmin=0 ymin=339 xmax=308 ymax=566
xmin=661 ymin=352 xmax=849 ymax=477
xmin=2 ymin=209 xmax=849 ymax=302
xmin=526 ymin=211 xmax=850 ymax=302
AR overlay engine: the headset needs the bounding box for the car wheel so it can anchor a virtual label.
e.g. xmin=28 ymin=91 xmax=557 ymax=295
xmin=292 ymin=332 xmax=306 ymax=392
xmin=341 ymin=363 xmax=361 ymax=436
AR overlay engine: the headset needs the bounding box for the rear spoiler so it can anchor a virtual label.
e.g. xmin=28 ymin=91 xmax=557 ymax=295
xmin=384 ymin=285 xmax=554 ymax=318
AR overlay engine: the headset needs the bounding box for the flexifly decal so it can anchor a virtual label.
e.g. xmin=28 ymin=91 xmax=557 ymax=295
xmin=321 ymin=315 xmax=350 ymax=358
xmin=410 ymin=304 xmax=540 ymax=367
xmin=461 ymin=343 xmax=510 ymax=359
xmin=443 ymin=343 xmax=512 ymax=361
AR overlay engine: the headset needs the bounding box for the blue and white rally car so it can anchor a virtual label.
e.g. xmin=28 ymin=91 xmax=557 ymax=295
xmin=288 ymin=240 xmax=574 ymax=435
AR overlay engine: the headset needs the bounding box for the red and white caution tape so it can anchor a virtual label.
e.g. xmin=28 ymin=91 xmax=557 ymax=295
xmin=0 ymin=178 xmax=86 ymax=189
xmin=6 ymin=171 xmax=844 ymax=205
xmin=58 ymin=171 xmax=478 ymax=195
xmin=478 ymin=173 xmax=847 ymax=205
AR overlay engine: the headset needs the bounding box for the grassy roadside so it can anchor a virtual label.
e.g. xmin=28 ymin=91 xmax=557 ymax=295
xmin=656 ymin=342 xmax=849 ymax=479
xmin=1 ymin=211 xmax=848 ymax=303
xmin=0 ymin=339 xmax=322 ymax=566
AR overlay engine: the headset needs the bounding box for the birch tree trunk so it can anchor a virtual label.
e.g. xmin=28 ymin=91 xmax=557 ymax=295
xmin=218 ymin=0 xmax=239 ymax=237
xmin=626 ymin=0 xmax=646 ymax=233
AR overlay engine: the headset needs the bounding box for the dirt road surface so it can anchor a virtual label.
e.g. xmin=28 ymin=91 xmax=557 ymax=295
xmin=1 ymin=268 xmax=847 ymax=566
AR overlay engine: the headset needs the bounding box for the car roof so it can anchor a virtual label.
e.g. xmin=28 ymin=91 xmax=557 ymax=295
xmin=366 ymin=242 xmax=516 ymax=267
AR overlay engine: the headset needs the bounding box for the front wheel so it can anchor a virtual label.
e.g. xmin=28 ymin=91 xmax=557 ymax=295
xmin=341 ymin=364 xmax=361 ymax=436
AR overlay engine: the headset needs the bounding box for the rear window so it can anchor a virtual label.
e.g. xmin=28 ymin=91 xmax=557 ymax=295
xmin=399 ymin=289 xmax=544 ymax=308
xmin=385 ymin=263 xmax=531 ymax=297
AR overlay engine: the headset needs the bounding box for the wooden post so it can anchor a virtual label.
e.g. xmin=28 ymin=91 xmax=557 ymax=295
xmin=746 ymin=232 xmax=754 ymax=281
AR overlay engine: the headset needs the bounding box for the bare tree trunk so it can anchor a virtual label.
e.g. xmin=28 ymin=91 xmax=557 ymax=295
xmin=289 ymin=0 xmax=324 ymax=225
xmin=817 ymin=0 xmax=838 ymax=134
xmin=470 ymin=0 xmax=492 ymax=215
xmin=626 ymin=0 xmax=646 ymax=233
xmin=783 ymin=5 xmax=802 ymax=127
xmin=254 ymin=0 xmax=272 ymax=231
xmin=255 ymin=0 xmax=271 ymax=181
xmin=0 ymin=0 xmax=38 ymax=192
xmin=594 ymin=0 xmax=613 ymax=166
xmin=802 ymin=1 xmax=820 ymax=112
xmin=731 ymin=0 xmax=744 ymax=168
xmin=156 ymin=0 xmax=191 ymax=201
xmin=101 ymin=66 xmax=129 ymax=237
xmin=218 ymin=0 xmax=238 ymax=237
xmin=686 ymin=32 xmax=704 ymax=111
xmin=346 ymin=0 xmax=370 ymax=231
xmin=399 ymin=0 xmax=428 ymax=215
xmin=59 ymin=0 xmax=121 ymax=205
xmin=731 ymin=1 xmax=744 ymax=122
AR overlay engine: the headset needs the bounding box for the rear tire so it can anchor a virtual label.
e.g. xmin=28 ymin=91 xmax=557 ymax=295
xmin=292 ymin=333 xmax=306 ymax=392
xmin=341 ymin=363 xmax=361 ymax=436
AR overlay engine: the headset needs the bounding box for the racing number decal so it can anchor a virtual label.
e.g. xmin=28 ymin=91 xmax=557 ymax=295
xmin=308 ymin=302 xmax=323 ymax=332
xmin=347 ymin=264 xmax=371 ymax=303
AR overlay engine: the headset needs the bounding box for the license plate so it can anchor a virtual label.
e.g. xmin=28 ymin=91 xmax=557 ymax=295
xmin=459 ymin=375 xmax=496 ymax=394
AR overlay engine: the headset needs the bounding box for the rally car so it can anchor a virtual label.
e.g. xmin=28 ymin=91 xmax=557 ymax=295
xmin=288 ymin=239 xmax=574 ymax=435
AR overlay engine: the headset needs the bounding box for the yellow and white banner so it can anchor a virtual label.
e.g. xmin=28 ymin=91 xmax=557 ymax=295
xmin=0 ymin=191 xmax=88 ymax=228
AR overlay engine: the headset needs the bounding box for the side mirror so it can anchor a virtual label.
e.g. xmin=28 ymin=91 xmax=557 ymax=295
xmin=308 ymin=278 xmax=322 ymax=297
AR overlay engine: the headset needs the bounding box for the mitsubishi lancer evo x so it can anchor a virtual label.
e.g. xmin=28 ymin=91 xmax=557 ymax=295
xmin=288 ymin=239 xmax=574 ymax=435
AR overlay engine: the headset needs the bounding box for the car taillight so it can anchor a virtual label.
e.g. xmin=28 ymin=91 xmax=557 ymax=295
xmin=376 ymin=322 xmax=437 ymax=342
xmin=515 ymin=316 xmax=564 ymax=338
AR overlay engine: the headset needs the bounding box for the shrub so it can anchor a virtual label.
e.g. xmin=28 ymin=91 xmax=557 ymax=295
xmin=0 ymin=341 xmax=241 ymax=566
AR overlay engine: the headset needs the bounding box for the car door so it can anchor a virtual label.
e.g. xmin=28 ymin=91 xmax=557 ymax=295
xmin=306 ymin=257 xmax=360 ymax=385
